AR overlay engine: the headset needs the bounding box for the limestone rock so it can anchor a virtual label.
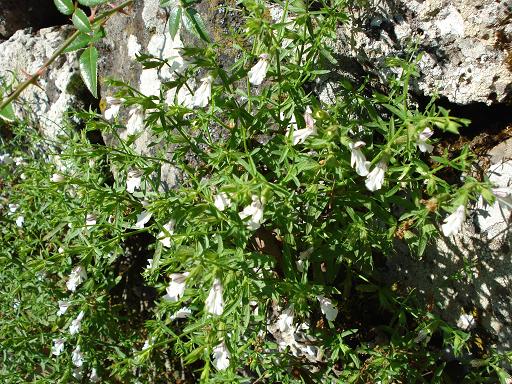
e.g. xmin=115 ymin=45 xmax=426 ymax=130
xmin=0 ymin=26 xmax=87 ymax=139
xmin=321 ymin=0 xmax=512 ymax=105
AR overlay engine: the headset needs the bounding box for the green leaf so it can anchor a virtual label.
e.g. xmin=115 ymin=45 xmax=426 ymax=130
xmin=79 ymin=46 xmax=98 ymax=98
xmin=168 ymin=6 xmax=182 ymax=39
xmin=0 ymin=100 xmax=15 ymax=122
xmin=183 ymin=8 xmax=210 ymax=42
xmin=53 ymin=0 xmax=74 ymax=15
xmin=72 ymin=9 xmax=92 ymax=33
xmin=77 ymin=0 xmax=109 ymax=6
xmin=160 ymin=0 xmax=177 ymax=6
xmin=63 ymin=28 xmax=105 ymax=53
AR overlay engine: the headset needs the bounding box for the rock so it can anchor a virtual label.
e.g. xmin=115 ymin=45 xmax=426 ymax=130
xmin=0 ymin=0 xmax=68 ymax=40
xmin=0 ymin=26 xmax=88 ymax=139
xmin=386 ymin=137 xmax=512 ymax=352
xmin=320 ymin=0 xmax=512 ymax=105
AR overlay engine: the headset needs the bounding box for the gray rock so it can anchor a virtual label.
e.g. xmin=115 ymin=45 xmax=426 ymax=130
xmin=320 ymin=0 xmax=512 ymax=105
xmin=0 ymin=26 xmax=86 ymax=139
xmin=386 ymin=138 xmax=512 ymax=352
xmin=0 ymin=0 xmax=68 ymax=40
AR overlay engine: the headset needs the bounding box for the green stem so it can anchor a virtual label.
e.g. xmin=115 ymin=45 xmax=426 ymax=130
xmin=0 ymin=0 xmax=134 ymax=111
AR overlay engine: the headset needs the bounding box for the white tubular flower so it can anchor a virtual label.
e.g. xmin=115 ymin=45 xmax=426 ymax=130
xmin=277 ymin=306 xmax=295 ymax=333
xmin=349 ymin=141 xmax=370 ymax=176
xmin=126 ymin=107 xmax=145 ymax=135
xmin=193 ymin=75 xmax=214 ymax=108
xmin=69 ymin=311 xmax=85 ymax=335
xmin=85 ymin=214 xmax=97 ymax=226
xmin=134 ymin=211 xmax=153 ymax=229
xmin=441 ymin=205 xmax=466 ymax=237
xmin=492 ymin=187 xmax=512 ymax=208
xmin=126 ymin=170 xmax=142 ymax=193
xmin=286 ymin=113 xmax=316 ymax=146
xmin=67 ymin=266 xmax=87 ymax=292
xmin=205 ymin=278 xmax=224 ymax=316
xmin=72 ymin=345 xmax=84 ymax=367
xmin=304 ymin=106 xmax=315 ymax=130
xmin=8 ymin=203 xmax=19 ymax=214
xmin=365 ymin=161 xmax=387 ymax=191
xmin=171 ymin=306 xmax=192 ymax=320
xmin=57 ymin=300 xmax=71 ymax=316
xmin=417 ymin=127 xmax=434 ymax=153
xmin=248 ymin=53 xmax=270 ymax=85
xmin=214 ymin=192 xmax=232 ymax=211
xmin=104 ymin=97 xmax=125 ymax=120
xmin=15 ymin=216 xmax=24 ymax=227
xmin=52 ymin=338 xmax=65 ymax=356
xmin=239 ymin=195 xmax=264 ymax=231
xmin=51 ymin=173 xmax=65 ymax=183
xmin=158 ymin=220 xmax=175 ymax=248
xmin=212 ymin=342 xmax=230 ymax=371
xmin=146 ymin=258 xmax=153 ymax=269
xmin=163 ymin=272 xmax=190 ymax=302
xmin=317 ymin=295 xmax=338 ymax=321
xmin=0 ymin=153 xmax=13 ymax=164
xmin=296 ymin=247 xmax=313 ymax=272
xmin=89 ymin=368 xmax=100 ymax=383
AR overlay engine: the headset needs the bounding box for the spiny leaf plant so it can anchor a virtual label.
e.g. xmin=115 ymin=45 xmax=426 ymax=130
xmin=1 ymin=0 xmax=511 ymax=383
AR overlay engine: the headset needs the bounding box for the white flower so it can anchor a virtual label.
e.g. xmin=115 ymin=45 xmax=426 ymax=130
xmin=52 ymin=338 xmax=65 ymax=356
xmin=69 ymin=311 xmax=85 ymax=335
xmin=13 ymin=299 xmax=20 ymax=309
xmin=365 ymin=161 xmax=387 ymax=191
xmin=57 ymin=300 xmax=71 ymax=316
xmin=0 ymin=153 xmax=13 ymax=164
xmin=214 ymin=192 xmax=232 ymax=211
xmin=441 ymin=205 xmax=466 ymax=237
xmin=146 ymin=258 xmax=153 ymax=269
xmin=126 ymin=170 xmax=142 ymax=193
xmin=417 ymin=127 xmax=434 ymax=153
xmin=349 ymin=141 xmax=370 ymax=176
xmin=67 ymin=265 xmax=87 ymax=292
xmin=134 ymin=211 xmax=153 ymax=229
xmin=205 ymin=278 xmax=224 ymax=316
xmin=58 ymin=247 xmax=64 ymax=254
xmin=286 ymin=113 xmax=316 ymax=145
xmin=89 ymin=368 xmax=100 ymax=383
xmin=163 ymin=272 xmax=190 ymax=302
xmin=126 ymin=107 xmax=145 ymax=135
xmin=85 ymin=214 xmax=97 ymax=226
xmin=304 ymin=106 xmax=315 ymax=130
xmin=317 ymin=295 xmax=338 ymax=321
xmin=72 ymin=345 xmax=84 ymax=367
xmin=8 ymin=203 xmax=19 ymax=214
xmin=193 ymin=75 xmax=214 ymax=108
xmin=239 ymin=195 xmax=264 ymax=231
xmin=212 ymin=342 xmax=230 ymax=370
xmin=277 ymin=306 xmax=295 ymax=333
xmin=142 ymin=337 xmax=155 ymax=351
xmin=166 ymin=84 xmax=195 ymax=108
xmin=15 ymin=216 xmax=24 ymax=227
xmin=492 ymin=187 xmax=512 ymax=208
xmin=456 ymin=313 xmax=476 ymax=331
xmin=51 ymin=173 xmax=65 ymax=183
xmin=104 ymin=96 xmax=125 ymax=120
xmin=171 ymin=306 xmax=192 ymax=320
xmin=158 ymin=220 xmax=175 ymax=248
xmin=248 ymin=53 xmax=270 ymax=85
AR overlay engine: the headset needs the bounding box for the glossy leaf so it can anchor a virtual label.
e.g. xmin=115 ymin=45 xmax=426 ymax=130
xmin=183 ymin=7 xmax=210 ymax=42
xmin=0 ymin=101 xmax=15 ymax=122
xmin=77 ymin=0 xmax=109 ymax=5
xmin=72 ymin=9 xmax=92 ymax=33
xmin=168 ymin=6 xmax=182 ymax=39
xmin=53 ymin=0 xmax=74 ymax=15
xmin=79 ymin=46 xmax=98 ymax=98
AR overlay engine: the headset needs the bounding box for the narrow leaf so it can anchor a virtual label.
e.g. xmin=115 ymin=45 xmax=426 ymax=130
xmin=53 ymin=0 xmax=74 ymax=15
xmin=77 ymin=0 xmax=109 ymax=5
xmin=72 ymin=9 xmax=92 ymax=33
xmin=184 ymin=8 xmax=210 ymax=42
xmin=63 ymin=28 xmax=105 ymax=53
xmin=168 ymin=6 xmax=182 ymax=39
xmin=0 ymin=101 xmax=15 ymax=122
xmin=79 ymin=46 xmax=98 ymax=98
